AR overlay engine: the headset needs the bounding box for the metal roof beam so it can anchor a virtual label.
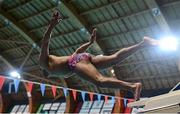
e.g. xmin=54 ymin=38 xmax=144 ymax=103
xmin=2 ymin=45 xmax=28 ymax=54
xmin=80 ymin=0 xmax=123 ymax=15
xmin=117 ymin=56 xmax=177 ymax=67
xmin=28 ymin=17 xmax=69 ymax=33
xmin=51 ymin=29 xmax=79 ymax=39
xmin=0 ymin=8 xmax=40 ymax=51
xmin=0 ymin=39 xmax=31 ymax=45
xmin=19 ymin=47 xmax=34 ymax=70
xmin=125 ymin=72 xmax=180 ymax=81
xmin=6 ymin=0 xmax=34 ymax=12
xmin=18 ymin=6 xmax=57 ymax=23
xmin=93 ymin=9 xmax=149 ymax=27
xmin=98 ymin=25 xmax=158 ymax=42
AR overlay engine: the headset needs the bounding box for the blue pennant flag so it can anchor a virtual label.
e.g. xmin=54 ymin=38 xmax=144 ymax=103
xmin=14 ymin=79 xmax=20 ymax=93
xmin=40 ymin=84 xmax=46 ymax=96
xmin=63 ymin=88 xmax=68 ymax=97
xmin=97 ymin=94 xmax=101 ymax=102
xmin=111 ymin=96 xmax=115 ymax=104
xmin=124 ymin=99 xmax=127 ymax=107
xmin=81 ymin=91 xmax=85 ymax=101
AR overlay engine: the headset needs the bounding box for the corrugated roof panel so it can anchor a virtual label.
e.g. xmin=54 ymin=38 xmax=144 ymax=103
xmin=109 ymin=21 xmax=121 ymax=33
xmin=117 ymin=19 xmax=128 ymax=32
xmin=144 ymin=13 xmax=157 ymax=26
xmin=126 ymin=33 xmax=137 ymax=45
xmin=128 ymin=17 xmax=139 ymax=31
xmin=134 ymin=0 xmax=147 ymax=10
xmin=119 ymin=34 xmax=129 ymax=46
xmin=123 ymin=18 xmax=134 ymax=31
xmin=172 ymin=2 xmax=180 ymax=18
xmin=121 ymin=1 xmax=132 ymax=15
xmin=165 ymin=7 xmax=176 ymax=20
xmin=126 ymin=0 xmax=139 ymax=12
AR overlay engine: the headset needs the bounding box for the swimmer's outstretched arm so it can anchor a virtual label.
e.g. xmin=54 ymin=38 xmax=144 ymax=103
xmin=75 ymin=28 xmax=97 ymax=54
xmin=39 ymin=11 xmax=62 ymax=69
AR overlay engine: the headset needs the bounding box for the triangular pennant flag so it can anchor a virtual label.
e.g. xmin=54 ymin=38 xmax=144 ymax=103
xmin=89 ymin=93 xmax=93 ymax=101
xmin=97 ymin=94 xmax=101 ymax=102
xmin=0 ymin=76 xmax=5 ymax=90
xmin=52 ymin=85 xmax=57 ymax=97
xmin=63 ymin=88 xmax=68 ymax=97
xmin=124 ymin=99 xmax=127 ymax=107
xmin=81 ymin=91 xmax=85 ymax=101
xmin=105 ymin=96 xmax=108 ymax=103
xmin=72 ymin=90 xmax=77 ymax=101
xmin=27 ymin=82 xmax=33 ymax=93
xmin=14 ymin=79 xmax=20 ymax=93
xmin=40 ymin=84 xmax=46 ymax=96
xmin=111 ymin=96 xmax=115 ymax=104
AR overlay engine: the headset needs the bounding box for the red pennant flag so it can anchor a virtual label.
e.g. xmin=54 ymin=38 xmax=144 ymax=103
xmin=105 ymin=96 xmax=108 ymax=103
xmin=0 ymin=76 xmax=5 ymax=91
xmin=72 ymin=90 xmax=77 ymax=101
xmin=89 ymin=93 xmax=93 ymax=101
xmin=52 ymin=85 xmax=57 ymax=97
xmin=27 ymin=82 xmax=33 ymax=93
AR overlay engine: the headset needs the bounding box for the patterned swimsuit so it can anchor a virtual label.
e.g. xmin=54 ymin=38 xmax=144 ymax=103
xmin=68 ymin=53 xmax=91 ymax=70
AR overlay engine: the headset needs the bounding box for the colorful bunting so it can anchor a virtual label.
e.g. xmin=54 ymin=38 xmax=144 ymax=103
xmin=0 ymin=76 xmax=5 ymax=90
xmin=14 ymin=79 xmax=20 ymax=93
xmin=52 ymin=85 xmax=57 ymax=97
xmin=89 ymin=92 xmax=94 ymax=101
xmin=105 ymin=96 xmax=108 ymax=103
xmin=0 ymin=75 xmax=131 ymax=103
xmin=72 ymin=90 xmax=77 ymax=101
xmin=81 ymin=91 xmax=85 ymax=101
xmin=27 ymin=82 xmax=33 ymax=93
xmin=40 ymin=84 xmax=46 ymax=96
xmin=63 ymin=88 xmax=68 ymax=97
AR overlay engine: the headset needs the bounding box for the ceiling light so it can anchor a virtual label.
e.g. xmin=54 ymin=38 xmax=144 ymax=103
xmin=159 ymin=36 xmax=178 ymax=51
xmin=10 ymin=71 xmax=21 ymax=79
xmin=111 ymin=69 xmax=114 ymax=74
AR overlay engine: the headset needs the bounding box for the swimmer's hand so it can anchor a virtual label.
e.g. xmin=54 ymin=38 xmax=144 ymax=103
xmin=50 ymin=10 xmax=62 ymax=27
xmin=89 ymin=28 xmax=97 ymax=44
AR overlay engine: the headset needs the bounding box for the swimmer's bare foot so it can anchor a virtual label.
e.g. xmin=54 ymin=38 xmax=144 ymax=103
xmin=142 ymin=36 xmax=159 ymax=47
xmin=133 ymin=83 xmax=142 ymax=101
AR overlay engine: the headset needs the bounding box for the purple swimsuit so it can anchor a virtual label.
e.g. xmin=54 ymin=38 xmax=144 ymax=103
xmin=68 ymin=53 xmax=91 ymax=70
